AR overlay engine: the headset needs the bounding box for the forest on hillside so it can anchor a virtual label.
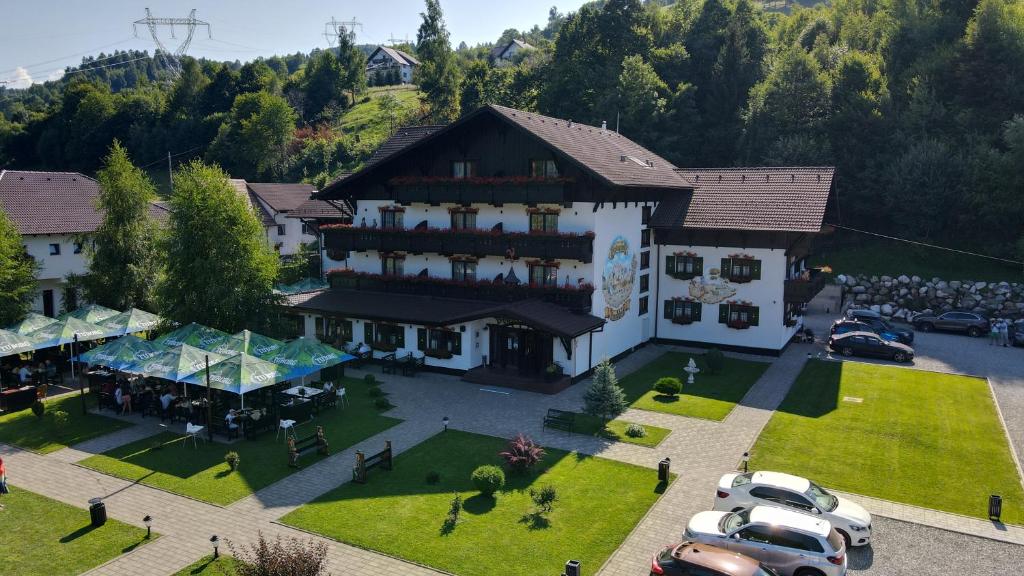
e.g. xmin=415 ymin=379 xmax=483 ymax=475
xmin=1 ymin=0 xmax=1023 ymax=258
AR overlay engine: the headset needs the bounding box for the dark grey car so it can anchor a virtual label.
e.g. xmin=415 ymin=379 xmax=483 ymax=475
xmin=912 ymin=311 xmax=989 ymax=337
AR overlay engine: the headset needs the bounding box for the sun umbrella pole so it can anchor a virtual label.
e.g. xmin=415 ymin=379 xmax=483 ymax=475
xmin=74 ymin=333 xmax=86 ymax=415
xmin=205 ymin=355 xmax=213 ymax=443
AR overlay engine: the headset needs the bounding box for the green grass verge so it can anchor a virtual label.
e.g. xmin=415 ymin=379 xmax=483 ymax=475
xmin=570 ymin=414 xmax=672 ymax=448
xmin=617 ymin=352 xmax=769 ymax=420
xmin=0 ymin=394 xmax=132 ymax=454
xmin=811 ymin=238 xmax=1022 ymax=283
xmin=80 ymin=377 xmax=402 ymax=505
xmin=749 ymin=360 xmax=1024 ymax=524
xmin=282 ymin=430 xmax=671 ymax=576
xmin=172 ymin=555 xmax=244 ymax=575
xmin=0 ymin=485 xmax=152 ymax=576
xmin=341 ymin=86 xmax=421 ymax=149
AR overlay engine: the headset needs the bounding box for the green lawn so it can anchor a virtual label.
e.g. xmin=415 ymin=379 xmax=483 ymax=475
xmin=0 ymin=394 xmax=133 ymax=454
xmin=282 ymin=430 xmax=671 ymax=576
xmin=811 ymin=238 xmax=1022 ymax=283
xmin=341 ymin=86 xmax=422 ymax=150
xmin=172 ymin=555 xmax=244 ymax=575
xmin=0 ymin=485 xmax=152 ymax=576
xmin=618 ymin=352 xmax=769 ymax=420
xmin=571 ymin=414 xmax=672 ymax=448
xmin=80 ymin=377 xmax=402 ymax=505
xmin=749 ymin=360 xmax=1024 ymax=524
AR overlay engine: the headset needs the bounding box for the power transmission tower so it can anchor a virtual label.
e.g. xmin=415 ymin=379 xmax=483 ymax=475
xmin=133 ymin=8 xmax=211 ymax=79
xmin=387 ymin=34 xmax=410 ymax=46
xmin=324 ymin=17 xmax=362 ymax=47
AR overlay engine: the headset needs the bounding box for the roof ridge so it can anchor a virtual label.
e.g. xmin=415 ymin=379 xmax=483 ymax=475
xmin=675 ymin=166 xmax=835 ymax=172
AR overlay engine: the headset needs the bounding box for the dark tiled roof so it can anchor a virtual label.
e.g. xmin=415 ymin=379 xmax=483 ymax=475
xmin=285 ymin=290 xmax=604 ymax=338
xmin=229 ymin=179 xmax=276 ymax=227
xmin=488 ymin=105 xmax=690 ymax=189
xmin=289 ymin=198 xmax=354 ymax=220
xmin=490 ymin=39 xmax=534 ymax=59
xmin=365 ymin=125 xmax=444 ymax=167
xmin=0 ymin=170 xmax=167 ymax=235
xmin=654 ymin=167 xmax=835 ymax=233
xmin=246 ymin=182 xmax=317 ymax=213
xmin=369 ymin=46 xmax=420 ymax=67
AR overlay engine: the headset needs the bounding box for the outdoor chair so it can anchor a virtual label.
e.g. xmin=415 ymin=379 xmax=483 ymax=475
xmin=277 ymin=418 xmax=296 ymax=441
xmin=35 ymin=383 xmax=48 ymax=399
xmin=337 ymin=387 xmax=348 ymax=407
xmin=184 ymin=422 xmax=205 ymax=449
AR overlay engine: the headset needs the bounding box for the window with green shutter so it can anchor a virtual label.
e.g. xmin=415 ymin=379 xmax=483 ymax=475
xmin=665 ymin=299 xmax=701 ymax=324
xmin=721 ymin=257 xmax=760 ymax=283
xmin=723 ymin=304 xmax=759 ymax=329
xmin=668 ymin=255 xmax=702 ymax=280
xmin=364 ymin=322 xmax=374 ymax=344
xmin=417 ymin=328 xmax=427 ymax=350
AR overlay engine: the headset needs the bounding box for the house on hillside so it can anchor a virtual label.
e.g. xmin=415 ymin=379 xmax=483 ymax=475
xmin=490 ymin=39 xmax=534 ymax=67
xmin=0 ymin=170 xmax=169 ymax=316
xmin=288 ymin=105 xmax=834 ymax=392
xmin=366 ymin=46 xmax=419 ymax=85
xmin=234 ymin=181 xmax=321 ymax=257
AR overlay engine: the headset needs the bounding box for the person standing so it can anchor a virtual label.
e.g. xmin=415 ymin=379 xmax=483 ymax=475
xmin=998 ymin=318 xmax=1010 ymax=347
xmin=990 ymin=320 xmax=1000 ymax=346
xmin=0 ymin=456 xmax=8 ymax=509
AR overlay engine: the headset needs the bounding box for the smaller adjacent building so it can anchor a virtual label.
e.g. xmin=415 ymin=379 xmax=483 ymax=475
xmin=232 ymin=180 xmax=320 ymax=257
xmin=490 ymin=39 xmax=534 ymax=67
xmin=366 ymin=46 xmax=420 ymax=84
xmin=0 ymin=170 xmax=168 ymax=316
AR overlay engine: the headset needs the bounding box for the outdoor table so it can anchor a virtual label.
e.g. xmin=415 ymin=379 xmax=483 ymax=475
xmin=0 ymin=385 xmax=36 ymax=413
xmin=86 ymin=370 xmax=115 ymax=391
xmin=281 ymin=385 xmax=326 ymax=415
xmin=279 ymin=397 xmax=314 ymax=423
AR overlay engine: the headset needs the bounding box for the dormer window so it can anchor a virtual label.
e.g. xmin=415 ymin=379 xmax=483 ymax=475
xmin=452 ymin=160 xmax=477 ymax=178
xmin=530 ymin=159 xmax=559 ymax=178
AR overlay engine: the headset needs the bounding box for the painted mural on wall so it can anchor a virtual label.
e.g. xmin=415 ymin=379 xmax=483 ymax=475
xmin=688 ymin=267 xmax=738 ymax=304
xmin=602 ymin=236 xmax=637 ymax=321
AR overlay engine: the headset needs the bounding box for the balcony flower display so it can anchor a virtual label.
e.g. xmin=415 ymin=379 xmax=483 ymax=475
xmin=388 ymin=176 xmax=574 ymax=186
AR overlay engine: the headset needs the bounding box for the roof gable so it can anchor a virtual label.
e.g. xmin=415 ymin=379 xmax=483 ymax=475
xmin=368 ymin=46 xmax=420 ymax=67
xmin=245 ymin=182 xmax=317 ymax=213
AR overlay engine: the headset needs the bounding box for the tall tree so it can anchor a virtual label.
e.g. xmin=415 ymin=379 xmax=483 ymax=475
xmin=334 ymin=26 xmax=368 ymax=105
xmin=616 ymin=55 xmax=668 ymax=145
xmin=302 ymin=50 xmax=348 ymax=120
xmin=82 ymin=141 xmax=161 ymax=310
xmin=416 ymin=0 xmax=462 ymax=122
xmin=158 ymin=160 xmax=280 ymax=333
xmin=207 ymin=92 xmax=297 ymax=180
xmin=0 ymin=206 xmax=38 ymax=326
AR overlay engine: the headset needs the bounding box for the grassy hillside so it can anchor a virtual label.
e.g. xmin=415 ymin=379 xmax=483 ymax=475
xmin=341 ymin=85 xmax=424 ymax=149
xmin=811 ymin=238 xmax=1022 ymax=283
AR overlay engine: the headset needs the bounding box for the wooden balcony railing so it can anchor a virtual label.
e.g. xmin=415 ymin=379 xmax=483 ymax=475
xmin=327 ymin=270 xmax=594 ymax=312
xmin=323 ymin=226 xmax=594 ymax=263
xmin=388 ymin=177 xmax=569 ymax=205
xmin=784 ymin=274 xmax=828 ymax=303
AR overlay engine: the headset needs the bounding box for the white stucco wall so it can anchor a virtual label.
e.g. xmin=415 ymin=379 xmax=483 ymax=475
xmin=23 ymin=234 xmax=90 ymax=316
xmin=655 ymin=245 xmax=795 ymax=351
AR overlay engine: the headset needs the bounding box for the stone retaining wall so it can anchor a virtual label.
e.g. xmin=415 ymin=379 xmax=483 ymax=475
xmin=836 ymin=273 xmax=1024 ymax=320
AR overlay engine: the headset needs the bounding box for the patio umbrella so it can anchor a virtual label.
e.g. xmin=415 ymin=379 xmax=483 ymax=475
xmin=180 ymin=352 xmax=285 ymax=408
xmin=6 ymin=312 xmax=58 ymax=335
xmin=210 ymin=330 xmax=286 ymax=358
xmin=26 ymin=316 xmax=108 ymax=348
xmin=153 ymin=322 xmax=231 ymax=352
xmin=65 ymin=304 xmax=121 ymax=324
xmin=264 ymin=336 xmax=353 ymax=380
xmin=0 ymin=329 xmax=46 ymax=358
xmin=127 ymin=344 xmax=227 ymax=397
xmin=75 ymin=335 xmax=160 ymax=371
xmin=100 ymin=308 xmax=162 ymax=337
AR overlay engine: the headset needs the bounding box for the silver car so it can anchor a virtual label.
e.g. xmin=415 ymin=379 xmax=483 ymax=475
xmin=714 ymin=471 xmax=872 ymax=547
xmin=685 ymin=506 xmax=847 ymax=576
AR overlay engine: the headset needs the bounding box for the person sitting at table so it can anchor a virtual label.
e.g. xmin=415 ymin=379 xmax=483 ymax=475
xmin=322 ymin=381 xmax=335 ymax=395
xmin=159 ymin=389 xmax=177 ymax=412
xmin=225 ymin=409 xmax=240 ymax=434
xmin=18 ymin=364 xmax=32 ymax=384
xmin=44 ymin=359 xmax=57 ymax=383
xmin=358 ymin=342 xmax=371 ymax=355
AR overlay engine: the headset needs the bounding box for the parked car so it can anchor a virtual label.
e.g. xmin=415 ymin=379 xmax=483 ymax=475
xmin=843 ymin=309 xmax=914 ymax=344
xmin=1012 ymin=320 xmax=1024 ymax=347
xmin=828 ymin=331 xmax=914 ymax=363
xmin=684 ymin=506 xmax=847 ymax=576
xmin=830 ymin=320 xmax=902 ymax=343
xmin=912 ymin=310 xmax=989 ymax=337
xmin=650 ymin=541 xmax=780 ymax=576
xmin=715 ymin=471 xmax=872 ymax=547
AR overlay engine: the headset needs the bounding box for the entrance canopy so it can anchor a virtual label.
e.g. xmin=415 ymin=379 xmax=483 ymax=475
xmin=180 ymin=353 xmax=285 ymax=396
xmin=262 ymin=337 xmax=352 ymax=380
xmin=6 ymin=312 xmax=58 ymax=335
xmin=154 ymin=322 xmax=231 ymax=352
xmin=101 ymin=308 xmax=162 ymax=337
xmin=76 ymin=335 xmax=160 ymax=371
xmin=0 ymin=329 xmax=45 ymax=358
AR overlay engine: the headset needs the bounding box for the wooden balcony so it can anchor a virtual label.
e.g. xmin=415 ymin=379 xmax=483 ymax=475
xmin=327 ymin=270 xmax=594 ymax=312
xmin=323 ymin=226 xmax=594 ymax=263
xmin=784 ymin=274 xmax=828 ymax=303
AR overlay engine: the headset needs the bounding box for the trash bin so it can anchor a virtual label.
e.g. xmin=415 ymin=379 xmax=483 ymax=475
xmin=658 ymin=458 xmax=671 ymax=483
xmin=564 ymin=560 xmax=581 ymax=576
xmin=989 ymin=495 xmax=1002 ymax=521
xmin=89 ymin=498 xmax=107 ymax=527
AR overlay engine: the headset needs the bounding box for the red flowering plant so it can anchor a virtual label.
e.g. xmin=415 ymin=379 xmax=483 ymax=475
xmin=319 ymin=223 xmax=594 ymax=238
xmin=389 ymin=176 xmax=574 ymax=186
xmin=325 ymin=269 xmax=594 ymax=292
xmin=499 ymin=434 xmax=545 ymax=472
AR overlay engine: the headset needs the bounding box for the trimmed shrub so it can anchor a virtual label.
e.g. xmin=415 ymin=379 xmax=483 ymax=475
xmin=425 ymin=471 xmax=441 ymax=484
xmin=443 ymin=492 xmax=462 ymax=532
xmin=499 ymin=434 xmax=545 ymax=472
xmin=374 ymin=397 xmax=392 ymax=410
xmin=529 ymin=485 xmax=558 ymax=514
xmin=31 ymin=400 xmax=44 ymax=419
xmin=225 ymin=451 xmax=241 ymax=471
xmin=229 ymin=533 xmax=328 ymax=576
xmin=653 ymin=377 xmax=682 ymax=397
xmin=704 ymin=349 xmax=725 ymax=374
xmin=52 ymin=409 xmax=69 ymax=427
xmin=471 ymin=465 xmax=506 ymax=496
xmin=625 ymin=423 xmax=647 ymax=438
xmin=364 ymin=374 xmax=377 ymax=386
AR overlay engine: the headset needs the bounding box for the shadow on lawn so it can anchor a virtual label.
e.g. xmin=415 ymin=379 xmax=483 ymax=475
xmin=60 ymin=524 xmax=98 ymax=543
xmin=463 ymin=494 xmax=496 ymax=515
xmin=518 ymin=511 xmax=551 ymax=530
xmin=767 ymin=359 xmax=840 ymax=418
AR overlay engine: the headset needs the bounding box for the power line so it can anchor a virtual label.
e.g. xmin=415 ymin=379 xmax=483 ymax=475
xmin=139 ymin=146 xmax=204 ymax=170
xmin=2 ymin=55 xmax=151 ymax=85
xmin=826 ymin=223 xmax=1024 ymax=267
xmin=0 ymin=38 xmax=136 ymax=76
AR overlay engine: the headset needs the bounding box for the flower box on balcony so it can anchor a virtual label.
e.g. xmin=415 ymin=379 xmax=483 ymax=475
xmin=784 ymin=318 xmax=798 ymax=327
xmin=724 ymin=275 xmax=754 ymax=284
xmin=668 ymin=271 xmax=699 ymax=281
xmin=671 ymin=317 xmax=695 ymax=325
xmin=727 ymin=320 xmax=751 ymax=330
xmin=424 ymin=349 xmax=453 ymax=360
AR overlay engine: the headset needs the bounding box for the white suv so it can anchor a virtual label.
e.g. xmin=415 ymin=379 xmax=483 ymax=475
xmin=715 ymin=471 xmax=872 ymax=547
xmin=685 ymin=506 xmax=847 ymax=576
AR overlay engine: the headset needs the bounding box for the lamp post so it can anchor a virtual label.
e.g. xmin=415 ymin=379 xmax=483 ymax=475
xmin=442 ymin=416 xmax=449 ymax=432
xmin=210 ymin=535 xmax=220 ymax=559
xmin=742 ymin=452 xmax=750 ymax=473
xmin=73 ymin=333 xmax=85 ymax=415
xmin=205 ymin=355 xmax=213 ymax=443
xmin=143 ymin=515 xmax=152 ymax=538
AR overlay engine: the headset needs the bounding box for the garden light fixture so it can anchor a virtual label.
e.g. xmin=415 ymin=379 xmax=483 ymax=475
xmin=442 ymin=416 xmax=449 ymax=432
xmin=143 ymin=515 xmax=152 ymax=538
xmin=742 ymin=452 xmax=750 ymax=473
xmin=210 ymin=535 xmax=219 ymax=559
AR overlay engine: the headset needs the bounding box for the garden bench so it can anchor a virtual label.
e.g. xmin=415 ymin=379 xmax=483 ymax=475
xmin=288 ymin=425 xmax=329 ymax=468
xmin=543 ymin=408 xmax=575 ymax=433
xmin=400 ymin=354 xmax=425 ymax=377
xmin=381 ymin=352 xmax=400 ymax=374
xmin=352 ymin=440 xmax=393 ymax=483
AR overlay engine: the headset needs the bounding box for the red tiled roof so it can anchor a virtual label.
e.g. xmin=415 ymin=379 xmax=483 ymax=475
xmin=229 ymin=179 xmax=276 ymax=227
xmin=246 ymin=182 xmax=317 ymax=213
xmin=0 ymin=170 xmax=167 ymax=235
xmin=654 ymin=167 xmax=834 ymax=233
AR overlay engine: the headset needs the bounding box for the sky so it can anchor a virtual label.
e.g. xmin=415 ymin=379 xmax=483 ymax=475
xmin=0 ymin=0 xmax=587 ymax=88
